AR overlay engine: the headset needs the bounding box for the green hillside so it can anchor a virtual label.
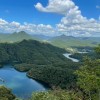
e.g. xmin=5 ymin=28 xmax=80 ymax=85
xmin=49 ymin=35 xmax=100 ymax=49
xmin=0 ymin=45 xmax=100 ymax=100
xmin=0 ymin=40 xmax=80 ymax=89
xmin=0 ymin=31 xmax=40 ymax=43
xmin=0 ymin=32 xmax=100 ymax=48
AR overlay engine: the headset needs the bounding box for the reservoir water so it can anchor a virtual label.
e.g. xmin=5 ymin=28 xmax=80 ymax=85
xmin=63 ymin=53 xmax=79 ymax=62
xmin=0 ymin=65 xmax=48 ymax=99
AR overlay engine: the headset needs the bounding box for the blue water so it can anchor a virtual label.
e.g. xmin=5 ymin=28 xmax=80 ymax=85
xmin=0 ymin=65 xmax=48 ymax=99
xmin=63 ymin=53 xmax=79 ymax=62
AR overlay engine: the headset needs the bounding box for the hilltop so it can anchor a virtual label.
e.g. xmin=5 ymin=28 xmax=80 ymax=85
xmin=0 ymin=31 xmax=35 ymax=43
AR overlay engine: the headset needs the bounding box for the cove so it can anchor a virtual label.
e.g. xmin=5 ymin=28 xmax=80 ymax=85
xmin=0 ymin=65 xmax=49 ymax=99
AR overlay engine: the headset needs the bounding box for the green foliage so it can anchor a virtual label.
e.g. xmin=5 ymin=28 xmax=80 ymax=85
xmin=75 ymin=58 xmax=100 ymax=90
xmin=95 ymin=44 xmax=100 ymax=58
xmin=75 ymin=53 xmax=100 ymax=99
xmin=0 ymin=86 xmax=16 ymax=100
xmin=31 ymin=89 xmax=83 ymax=100
xmin=0 ymin=47 xmax=9 ymax=63
xmin=0 ymin=41 xmax=99 ymax=100
xmin=27 ymin=65 xmax=76 ymax=88
xmin=0 ymin=40 xmax=66 ymax=64
xmin=14 ymin=63 xmax=34 ymax=72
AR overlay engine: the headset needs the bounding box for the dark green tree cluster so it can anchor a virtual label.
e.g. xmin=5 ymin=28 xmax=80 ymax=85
xmin=0 ymin=40 xmax=66 ymax=64
xmin=27 ymin=65 xmax=76 ymax=88
xmin=75 ymin=45 xmax=100 ymax=100
xmin=31 ymin=89 xmax=83 ymax=100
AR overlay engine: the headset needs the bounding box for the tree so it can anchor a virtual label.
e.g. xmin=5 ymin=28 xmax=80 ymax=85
xmin=75 ymin=45 xmax=100 ymax=100
xmin=31 ymin=89 xmax=83 ymax=100
xmin=95 ymin=44 xmax=100 ymax=55
xmin=0 ymin=86 xmax=16 ymax=100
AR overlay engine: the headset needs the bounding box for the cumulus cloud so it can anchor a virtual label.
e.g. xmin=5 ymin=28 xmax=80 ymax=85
xmin=35 ymin=0 xmax=75 ymax=15
xmin=0 ymin=18 xmax=55 ymax=36
xmin=35 ymin=0 xmax=100 ymax=36
xmin=0 ymin=0 xmax=100 ymax=37
xmin=56 ymin=4 xmax=100 ymax=36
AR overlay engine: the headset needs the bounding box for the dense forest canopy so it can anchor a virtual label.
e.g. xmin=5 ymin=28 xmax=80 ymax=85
xmin=0 ymin=40 xmax=99 ymax=100
xmin=0 ymin=86 xmax=16 ymax=100
xmin=0 ymin=40 xmax=81 ymax=89
xmin=31 ymin=45 xmax=100 ymax=100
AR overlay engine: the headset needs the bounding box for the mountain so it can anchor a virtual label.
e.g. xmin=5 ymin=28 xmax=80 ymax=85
xmin=0 ymin=31 xmax=53 ymax=43
xmin=49 ymin=35 xmax=100 ymax=49
xmin=0 ymin=32 xmax=100 ymax=48
xmin=0 ymin=31 xmax=36 ymax=43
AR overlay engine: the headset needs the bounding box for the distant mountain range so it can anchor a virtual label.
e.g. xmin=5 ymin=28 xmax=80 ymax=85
xmin=0 ymin=31 xmax=52 ymax=43
xmin=0 ymin=31 xmax=100 ymax=48
xmin=48 ymin=34 xmax=100 ymax=48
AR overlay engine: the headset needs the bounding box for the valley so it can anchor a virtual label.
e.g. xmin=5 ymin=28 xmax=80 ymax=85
xmin=0 ymin=38 xmax=99 ymax=100
xmin=0 ymin=0 xmax=100 ymax=99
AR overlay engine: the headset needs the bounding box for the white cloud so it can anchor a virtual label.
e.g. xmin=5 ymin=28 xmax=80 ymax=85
xmin=0 ymin=0 xmax=100 ymax=37
xmin=0 ymin=18 xmax=8 ymax=25
xmin=35 ymin=0 xmax=75 ymax=15
xmin=0 ymin=18 xmax=55 ymax=36
xmin=35 ymin=0 xmax=100 ymax=36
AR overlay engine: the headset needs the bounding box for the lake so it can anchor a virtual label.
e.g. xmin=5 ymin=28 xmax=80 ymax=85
xmin=0 ymin=65 xmax=49 ymax=99
xmin=63 ymin=53 xmax=79 ymax=62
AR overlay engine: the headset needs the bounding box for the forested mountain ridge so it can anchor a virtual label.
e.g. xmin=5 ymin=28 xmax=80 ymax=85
xmin=0 ymin=39 xmax=67 ymax=64
xmin=0 ymin=40 xmax=80 ymax=89
xmin=0 ymin=44 xmax=100 ymax=100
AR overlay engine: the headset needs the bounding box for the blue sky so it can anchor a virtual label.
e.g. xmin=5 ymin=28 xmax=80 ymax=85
xmin=0 ymin=0 xmax=63 ymax=25
xmin=0 ymin=0 xmax=100 ymax=36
